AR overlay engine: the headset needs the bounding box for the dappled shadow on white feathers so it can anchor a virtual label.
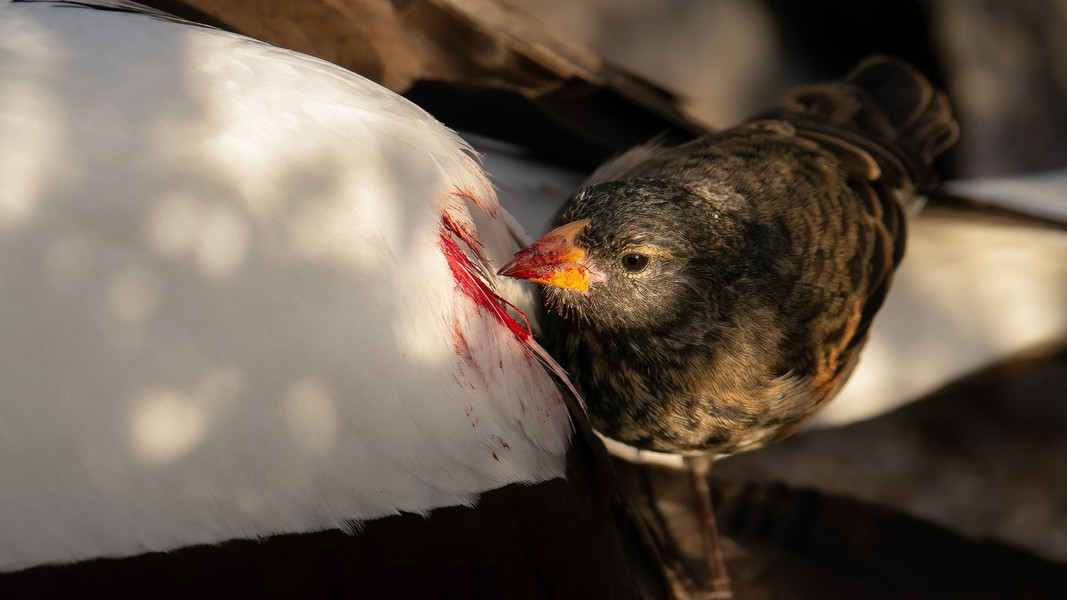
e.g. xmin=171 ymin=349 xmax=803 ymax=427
xmin=0 ymin=6 xmax=570 ymax=571
xmin=129 ymin=367 xmax=243 ymax=465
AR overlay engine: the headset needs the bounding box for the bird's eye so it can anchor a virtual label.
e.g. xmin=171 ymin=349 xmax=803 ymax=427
xmin=620 ymin=253 xmax=649 ymax=273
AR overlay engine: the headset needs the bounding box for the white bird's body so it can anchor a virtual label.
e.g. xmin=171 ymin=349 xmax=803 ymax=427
xmin=0 ymin=0 xmax=572 ymax=572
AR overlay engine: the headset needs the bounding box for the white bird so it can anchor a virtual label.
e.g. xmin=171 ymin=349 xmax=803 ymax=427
xmin=0 ymin=2 xmax=649 ymax=596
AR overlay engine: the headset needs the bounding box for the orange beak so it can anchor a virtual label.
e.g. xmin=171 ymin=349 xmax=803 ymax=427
xmin=498 ymin=219 xmax=593 ymax=292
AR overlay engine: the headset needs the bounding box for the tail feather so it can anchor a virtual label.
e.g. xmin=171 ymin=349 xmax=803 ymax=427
xmin=755 ymin=55 xmax=958 ymax=193
xmin=845 ymin=55 xmax=959 ymax=165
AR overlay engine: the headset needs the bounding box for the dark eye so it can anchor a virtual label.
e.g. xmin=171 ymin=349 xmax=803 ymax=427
xmin=620 ymin=253 xmax=649 ymax=273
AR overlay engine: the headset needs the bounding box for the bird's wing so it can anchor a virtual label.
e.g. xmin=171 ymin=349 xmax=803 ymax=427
xmin=743 ymin=57 xmax=957 ymax=399
xmin=817 ymin=174 xmax=1067 ymax=426
xmin=0 ymin=0 xmax=575 ymax=571
xmin=129 ymin=0 xmax=707 ymax=170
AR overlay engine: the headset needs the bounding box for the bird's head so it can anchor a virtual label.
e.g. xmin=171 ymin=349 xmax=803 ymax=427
xmin=499 ymin=178 xmax=746 ymax=332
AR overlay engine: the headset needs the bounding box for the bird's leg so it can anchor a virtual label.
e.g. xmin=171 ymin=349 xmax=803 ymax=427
xmin=685 ymin=453 xmax=732 ymax=600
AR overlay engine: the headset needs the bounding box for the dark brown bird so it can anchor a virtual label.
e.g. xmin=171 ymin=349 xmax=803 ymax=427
xmin=500 ymin=56 xmax=958 ymax=597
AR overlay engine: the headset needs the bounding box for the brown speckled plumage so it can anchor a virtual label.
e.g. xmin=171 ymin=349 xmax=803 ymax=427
xmin=525 ymin=57 xmax=958 ymax=456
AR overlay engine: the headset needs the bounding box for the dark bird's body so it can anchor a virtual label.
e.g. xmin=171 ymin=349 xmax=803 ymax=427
xmin=504 ymin=57 xmax=958 ymax=458
xmin=546 ymin=131 xmax=890 ymax=455
xmin=502 ymin=57 xmax=957 ymax=597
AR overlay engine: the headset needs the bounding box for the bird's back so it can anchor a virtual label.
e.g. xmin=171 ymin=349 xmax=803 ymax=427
xmin=740 ymin=56 xmax=959 ymax=409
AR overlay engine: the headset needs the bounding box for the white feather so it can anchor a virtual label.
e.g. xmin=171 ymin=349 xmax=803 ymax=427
xmin=0 ymin=1 xmax=572 ymax=571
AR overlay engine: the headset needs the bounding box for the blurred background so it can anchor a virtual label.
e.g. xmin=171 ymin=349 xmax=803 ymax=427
xmin=505 ymin=0 xmax=1067 ymax=179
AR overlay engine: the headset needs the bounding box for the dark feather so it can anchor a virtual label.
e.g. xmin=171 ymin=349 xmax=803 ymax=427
xmin=534 ymin=56 xmax=958 ymax=455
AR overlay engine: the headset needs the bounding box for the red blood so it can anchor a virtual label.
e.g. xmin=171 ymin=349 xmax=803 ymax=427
xmin=452 ymin=189 xmax=499 ymax=219
xmin=497 ymin=436 xmax=510 ymax=451
xmin=439 ymin=217 xmax=530 ymax=342
xmin=441 ymin=212 xmax=487 ymax=263
xmin=452 ymin=321 xmax=474 ymax=360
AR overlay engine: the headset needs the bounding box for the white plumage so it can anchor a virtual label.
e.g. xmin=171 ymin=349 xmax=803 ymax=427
xmin=0 ymin=0 xmax=572 ymax=571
